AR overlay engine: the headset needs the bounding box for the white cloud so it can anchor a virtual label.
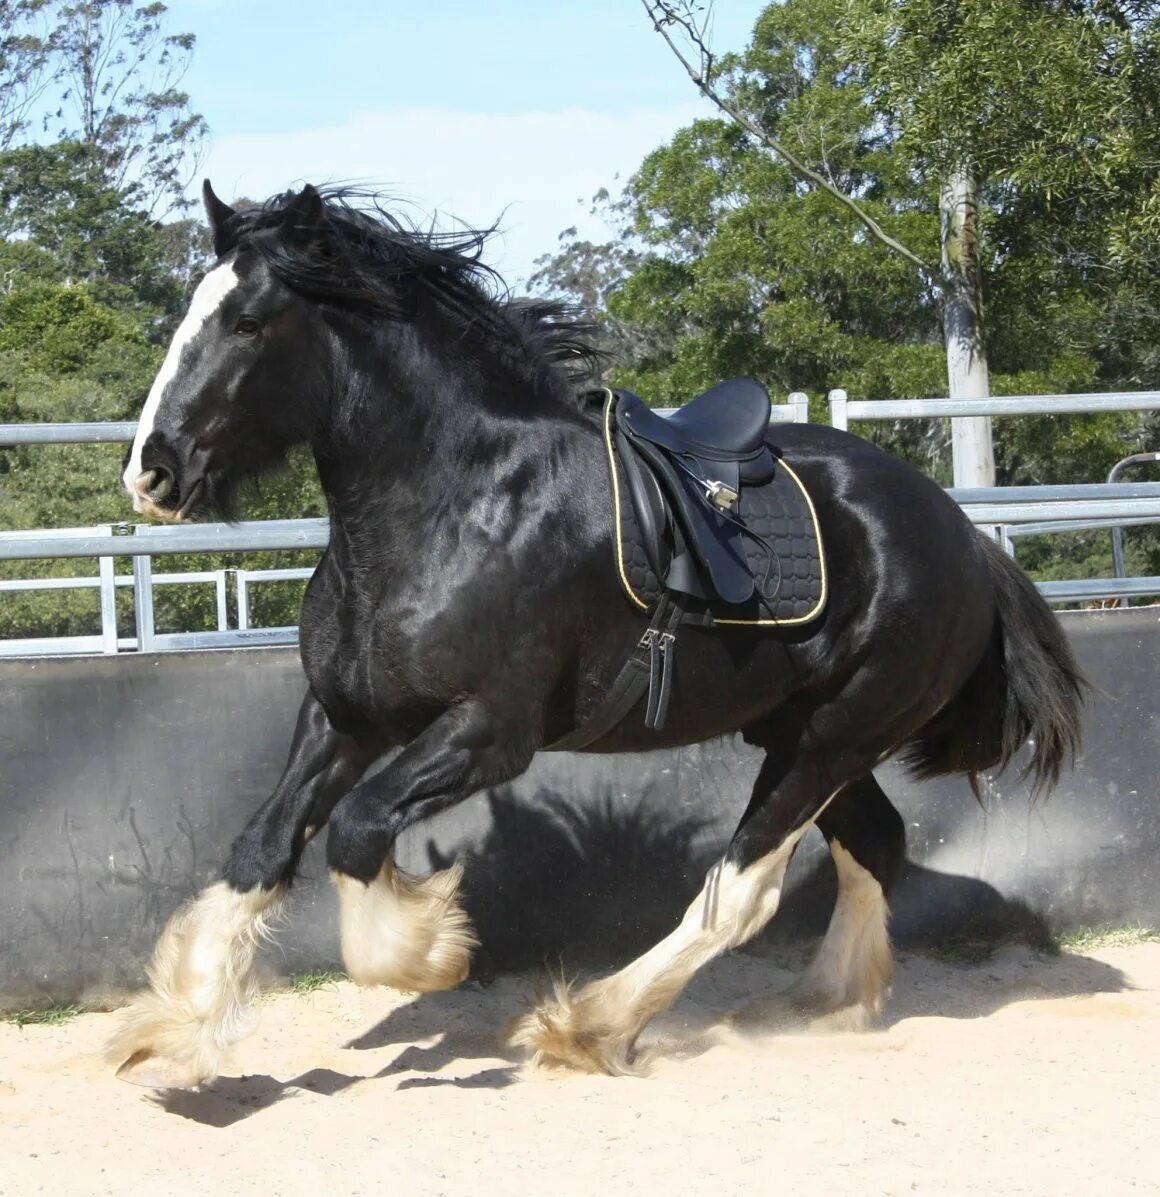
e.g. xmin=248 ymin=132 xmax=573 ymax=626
xmin=199 ymin=104 xmax=703 ymax=286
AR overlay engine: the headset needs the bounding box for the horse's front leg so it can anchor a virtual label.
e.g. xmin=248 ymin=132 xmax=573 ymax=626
xmin=325 ymin=699 xmax=538 ymax=994
xmin=108 ymin=691 xmax=375 ymax=1088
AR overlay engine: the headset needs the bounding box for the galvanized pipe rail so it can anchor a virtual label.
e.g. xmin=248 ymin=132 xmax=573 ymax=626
xmin=0 ymin=518 xmax=330 ymax=561
xmin=0 ymin=422 xmax=137 ymax=444
xmin=947 ymin=482 xmax=1160 ymax=526
xmin=1 ymin=400 xmax=812 ymax=448
xmin=827 ymin=389 xmax=1160 ymax=429
xmin=5 ymin=487 xmax=1160 ymax=564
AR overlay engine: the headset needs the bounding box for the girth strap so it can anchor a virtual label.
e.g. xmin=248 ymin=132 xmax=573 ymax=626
xmin=545 ymin=595 xmax=684 ymax=752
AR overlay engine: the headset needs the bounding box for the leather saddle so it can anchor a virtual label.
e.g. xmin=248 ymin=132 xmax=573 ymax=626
xmin=548 ymin=378 xmax=824 ymax=750
xmin=612 ymin=378 xmax=777 ymax=606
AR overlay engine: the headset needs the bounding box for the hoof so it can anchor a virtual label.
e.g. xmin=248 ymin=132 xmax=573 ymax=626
xmin=789 ymin=968 xmax=888 ymax=1028
xmin=104 ymin=994 xmax=227 ymax=1088
xmin=508 ymin=980 xmax=641 ymax=1076
xmin=789 ymin=986 xmax=878 ymax=1032
xmin=115 ymin=1049 xmax=206 ymax=1090
xmin=334 ymin=860 xmax=478 ymax=993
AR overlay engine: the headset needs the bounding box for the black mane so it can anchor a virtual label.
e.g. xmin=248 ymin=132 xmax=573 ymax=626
xmin=222 ymin=186 xmax=607 ymax=386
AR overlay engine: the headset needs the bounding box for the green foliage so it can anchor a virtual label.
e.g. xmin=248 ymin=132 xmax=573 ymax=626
xmin=0 ymin=140 xmax=207 ymax=317
xmin=843 ymin=1 xmax=1160 ymax=206
xmin=1056 ymin=924 xmax=1160 ymax=953
xmin=288 ymin=969 xmax=345 ymax=995
xmin=0 ymin=0 xmax=53 ymax=151
xmin=7 ymin=1000 xmax=81 ymax=1025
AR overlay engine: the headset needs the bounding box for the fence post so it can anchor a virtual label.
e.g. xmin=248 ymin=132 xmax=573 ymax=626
xmin=237 ymin=571 xmax=250 ymax=630
xmin=786 ymin=391 xmax=810 ymax=424
xmin=828 ymin=389 xmax=849 ymax=430
xmin=1108 ymin=452 xmax=1160 ymax=607
xmin=132 ymin=554 xmax=155 ymax=653
xmin=216 ymin=570 xmax=230 ymax=631
xmin=97 ymin=538 xmax=118 ymax=655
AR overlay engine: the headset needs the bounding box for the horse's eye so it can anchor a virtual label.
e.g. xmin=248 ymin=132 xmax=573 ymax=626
xmin=235 ymin=316 xmax=261 ymax=337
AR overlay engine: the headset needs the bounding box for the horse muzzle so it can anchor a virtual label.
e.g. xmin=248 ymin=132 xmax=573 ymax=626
xmin=127 ymin=462 xmax=205 ymax=524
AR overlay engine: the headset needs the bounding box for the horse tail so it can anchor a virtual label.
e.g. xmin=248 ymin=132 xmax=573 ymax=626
xmin=902 ymin=533 xmax=1086 ymax=799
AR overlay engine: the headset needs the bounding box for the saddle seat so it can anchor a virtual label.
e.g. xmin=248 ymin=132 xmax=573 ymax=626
xmin=616 ymin=377 xmax=772 ymax=459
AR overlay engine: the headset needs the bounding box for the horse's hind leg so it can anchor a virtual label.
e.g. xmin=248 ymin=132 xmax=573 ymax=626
xmin=108 ymin=692 xmax=374 ymax=1088
xmin=510 ymin=744 xmax=874 ymax=1075
xmin=791 ymin=774 xmax=905 ymax=1027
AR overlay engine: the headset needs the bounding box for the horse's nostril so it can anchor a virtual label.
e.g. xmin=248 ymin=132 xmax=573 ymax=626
xmin=139 ymin=467 xmax=174 ymax=503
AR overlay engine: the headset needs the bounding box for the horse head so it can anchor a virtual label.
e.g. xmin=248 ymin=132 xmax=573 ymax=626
xmin=122 ymin=180 xmax=328 ymax=522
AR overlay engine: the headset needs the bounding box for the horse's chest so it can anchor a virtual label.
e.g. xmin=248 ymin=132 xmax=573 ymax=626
xmin=299 ymin=584 xmax=442 ymax=739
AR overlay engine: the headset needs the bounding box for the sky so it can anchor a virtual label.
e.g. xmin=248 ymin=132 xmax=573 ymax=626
xmin=164 ymin=0 xmax=767 ymax=285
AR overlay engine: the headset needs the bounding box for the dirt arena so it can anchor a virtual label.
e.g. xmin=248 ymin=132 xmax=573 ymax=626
xmin=2 ymin=940 xmax=1157 ymax=1197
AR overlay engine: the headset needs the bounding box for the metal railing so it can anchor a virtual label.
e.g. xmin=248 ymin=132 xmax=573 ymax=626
xmin=2 ymin=390 xmax=1158 ymax=656
xmin=826 ymin=388 xmax=1160 ymax=607
xmin=826 ymin=389 xmax=1160 ymax=429
xmin=0 ymin=520 xmax=328 ymax=657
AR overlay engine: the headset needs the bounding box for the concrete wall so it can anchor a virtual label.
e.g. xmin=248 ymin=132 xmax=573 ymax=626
xmin=1 ymin=608 xmax=1156 ymax=1007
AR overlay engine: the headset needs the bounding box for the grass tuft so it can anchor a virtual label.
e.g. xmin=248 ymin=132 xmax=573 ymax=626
xmin=288 ymin=969 xmax=345 ymax=995
xmin=1056 ymin=924 xmax=1160 ymax=953
xmin=7 ymin=1002 xmax=82 ymax=1028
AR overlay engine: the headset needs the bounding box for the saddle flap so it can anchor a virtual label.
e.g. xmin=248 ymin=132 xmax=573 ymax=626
xmin=629 ymin=436 xmax=758 ymax=606
xmin=615 ymin=428 xmax=669 ymax=580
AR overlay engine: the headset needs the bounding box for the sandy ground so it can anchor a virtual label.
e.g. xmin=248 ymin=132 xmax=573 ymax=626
xmin=1 ymin=942 xmax=1158 ymax=1197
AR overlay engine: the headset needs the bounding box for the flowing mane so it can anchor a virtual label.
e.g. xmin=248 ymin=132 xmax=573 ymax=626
xmin=220 ymin=186 xmax=607 ymax=386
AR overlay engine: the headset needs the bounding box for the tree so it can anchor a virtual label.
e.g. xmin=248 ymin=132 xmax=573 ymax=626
xmin=641 ymin=0 xmax=1160 ymax=484
xmin=531 ymin=2 xmax=1158 ymax=486
xmin=0 ymin=140 xmax=203 ymax=316
xmin=46 ymin=0 xmax=208 ymax=218
xmin=0 ymin=0 xmax=53 ymax=151
xmin=0 ymin=3 xmax=335 ymax=643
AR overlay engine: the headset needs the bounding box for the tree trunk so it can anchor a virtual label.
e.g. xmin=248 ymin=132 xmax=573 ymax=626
xmin=939 ymin=169 xmax=995 ymax=488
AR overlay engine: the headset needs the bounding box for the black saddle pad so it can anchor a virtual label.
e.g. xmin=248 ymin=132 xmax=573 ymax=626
xmin=601 ymin=392 xmax=827 ymax=627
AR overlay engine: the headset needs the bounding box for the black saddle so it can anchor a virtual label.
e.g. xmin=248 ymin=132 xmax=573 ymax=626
xmin=548 ymin=380 xmax=824 ymax=750
xmin=613 ymin=381 xmax=777 ymax=607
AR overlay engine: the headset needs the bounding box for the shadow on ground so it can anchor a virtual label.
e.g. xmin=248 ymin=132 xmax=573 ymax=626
xmin=425 ymin=785 xmax=717 ymax=977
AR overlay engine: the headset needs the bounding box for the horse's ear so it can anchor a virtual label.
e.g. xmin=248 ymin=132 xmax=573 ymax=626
xmin=202 ymin=179 xmax=238 ymax=257
xmin=282 ymin=184 xmax=324 ymax=244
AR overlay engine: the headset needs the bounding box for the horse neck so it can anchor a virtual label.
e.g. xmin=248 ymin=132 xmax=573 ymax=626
xmin=310 ymin=308 xmax=582 ymax=560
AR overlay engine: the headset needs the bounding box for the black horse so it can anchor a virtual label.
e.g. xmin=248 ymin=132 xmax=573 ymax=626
xmin=108 ymin=183 xmax=1083 ymax=1086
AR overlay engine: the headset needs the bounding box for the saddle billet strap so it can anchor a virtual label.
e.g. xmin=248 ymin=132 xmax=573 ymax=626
xmin=544 ymin=594 xmax=685 ymax=752
xmin=643 ymin=597 xmax=684 ymax=730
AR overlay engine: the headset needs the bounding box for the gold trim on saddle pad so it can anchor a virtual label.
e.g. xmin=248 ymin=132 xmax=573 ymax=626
xmin=602 ymin=390 xmax=827 ymax=627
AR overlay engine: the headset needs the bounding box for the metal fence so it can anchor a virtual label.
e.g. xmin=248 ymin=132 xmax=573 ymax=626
xmin=827 ymin=388 xmax=1160 ymax=605
xmin=2 ymin=389 xmax=1158 ymax=656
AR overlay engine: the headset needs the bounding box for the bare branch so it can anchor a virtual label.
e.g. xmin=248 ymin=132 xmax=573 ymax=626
xmin=640 ymin=0 xmax=940 ymax=284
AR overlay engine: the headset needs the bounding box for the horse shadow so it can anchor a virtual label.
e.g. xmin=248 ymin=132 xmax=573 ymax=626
xmin=155 ymin=987 xmax=524 ymax=1128
xmin=423 ymin=784 xmax=718 ymax=978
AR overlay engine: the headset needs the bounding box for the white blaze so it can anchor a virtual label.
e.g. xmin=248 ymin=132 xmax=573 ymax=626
xmin=122 ymin=259 xmax=241 ymax=494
